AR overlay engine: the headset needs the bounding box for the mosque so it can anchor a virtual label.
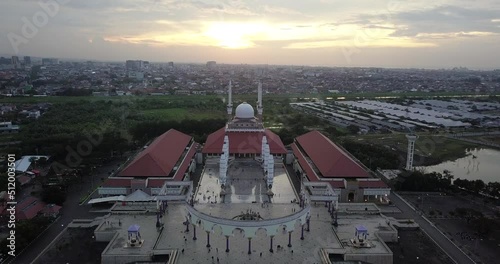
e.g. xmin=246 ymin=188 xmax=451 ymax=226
xmin=88 ymin=81 xmax=396 ymax=264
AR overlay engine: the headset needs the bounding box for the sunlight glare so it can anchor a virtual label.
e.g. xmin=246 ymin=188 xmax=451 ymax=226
xmin=204 ymin=22 xmax=266 ymax=49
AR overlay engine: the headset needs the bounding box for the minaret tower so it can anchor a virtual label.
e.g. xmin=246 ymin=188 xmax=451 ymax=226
xmin=227 ymin=80 xmax=233 ymax=120
xmin=405 ymin=133 xmax=418 ymax=170
xmin=257 ymin=81 xmax=263 ymax=121
xmin=219 ymin=135 xmax=229 ymax=193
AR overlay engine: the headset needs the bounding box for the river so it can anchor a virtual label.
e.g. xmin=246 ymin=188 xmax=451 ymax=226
xmin=420 ymin=148 xmax=500 ymax=184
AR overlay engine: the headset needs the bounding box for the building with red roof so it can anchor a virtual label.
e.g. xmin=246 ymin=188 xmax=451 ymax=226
xmin=203 ymin=127 xmax=286 ymax=156
xmin=13 ymin=196 xmax=62 ymax=220
xmin=202 ymin=82 xmax=286 ymax=158
xmin=98 ymin=129 xmax=199 ymax=197
xmin=291 ymin=130 xmax=390 ymax=203
xmin=119 ymin=129 xmax=195 ymax=177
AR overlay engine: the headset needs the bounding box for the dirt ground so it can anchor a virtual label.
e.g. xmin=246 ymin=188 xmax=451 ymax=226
xmin=401 ymin=192 xmax=500 ymax=264
xmin=387 ymin=229 xmax=455 ymax=264
xmin=34 ymin=228 xmax=108 ymax=264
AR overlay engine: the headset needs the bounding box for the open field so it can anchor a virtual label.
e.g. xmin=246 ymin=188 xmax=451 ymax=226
xmin=400 ymin=192 xmax=500 ymax=264
xmin=341 ymin=133 xmax=479 ymax=165
xmin=0 ymin=94 xmax=295 ymax=104
xmin=0 ymin=91 xmax=498 ymax=104
xmin=140 ymin=108 xmax=225 ymax=121
xmin=387 ymin=229 xmax=454 ymax=264
xmin=477 ymin=136 xmax=500 ymax=145
xmin=34 ymin=228 xmax=108 ymax=264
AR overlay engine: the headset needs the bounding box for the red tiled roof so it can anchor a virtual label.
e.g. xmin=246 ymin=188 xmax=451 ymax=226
xmin=329 ymin=181 xmax=346 ymax=189
xmin=103 ymin=142 xmax=198 ymax=189
xmin=16 ymin=196 xmax=47 ymax=220
xmin=102 ymin=178 xmax=131 ymax=187
xmin=202 ymin=127 xmax=287 ymax=154
xmin=147 ymin=178 xmax=169 ymax=188
xmin=357 ymin=179 xmax=389 ymax=188
xmin=119 ymin=129 xmax=193 ymax=177
xmin=291 ymin=143 xmax=319 ymax=182
xmin=295 ymin=131 xmax=369 ymax=178
xmin=291 ymin=143 xmax=345 ymax=188
xmin=173 ymin=143 xmax=198 ymax=181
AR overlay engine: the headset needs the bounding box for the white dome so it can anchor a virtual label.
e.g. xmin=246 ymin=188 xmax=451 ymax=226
xmin=235 ymin=102 xmax=255 ymax=119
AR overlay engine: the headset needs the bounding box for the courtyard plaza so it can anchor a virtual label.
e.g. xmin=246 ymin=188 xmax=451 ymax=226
xmin=95 ymin=158 xmax=394 ymax=263
xmin=97 ymin=202 xmax=394 ymax=264
xmin=196 ymin=159 xmax=297 ymax=204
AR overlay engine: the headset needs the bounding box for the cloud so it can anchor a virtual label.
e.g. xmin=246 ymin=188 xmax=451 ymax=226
xmin=283 ymin=38 xmax=437 ymax=49
xmin=381 ymin=5 xmax=500 ymax=38
xmin=1 ymin=0 xmax=499 ymax=68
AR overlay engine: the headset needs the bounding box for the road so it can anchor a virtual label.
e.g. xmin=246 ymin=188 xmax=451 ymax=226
xmin=8 ymin=160 xmax=123 ymax=264
xmin=389 ymin=193 xmax=475 ymax=264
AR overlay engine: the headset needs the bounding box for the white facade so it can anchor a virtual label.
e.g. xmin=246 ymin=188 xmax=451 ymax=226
xmin=405 ymin=134 xmax=418 ymax=170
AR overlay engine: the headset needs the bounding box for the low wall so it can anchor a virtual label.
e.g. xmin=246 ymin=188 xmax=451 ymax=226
xmin=344 ymin=253 xmax=393 ymax=264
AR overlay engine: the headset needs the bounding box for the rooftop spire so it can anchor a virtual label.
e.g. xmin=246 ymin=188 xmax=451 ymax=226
xmin=257 ymin=81 xmax=263 ymax=118
xmin=227 ymin=80 xmax=233 ymax=117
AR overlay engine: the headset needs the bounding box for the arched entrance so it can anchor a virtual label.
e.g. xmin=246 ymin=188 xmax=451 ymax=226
xmin=348 ymin=192 xmax=355 ymax=202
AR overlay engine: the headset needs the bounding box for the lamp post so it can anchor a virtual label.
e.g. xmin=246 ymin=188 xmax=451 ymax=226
xmin=206 ymin=231 xmax=211 ymax=248
xmin=269 ymin=236 xmax=274 ymax=253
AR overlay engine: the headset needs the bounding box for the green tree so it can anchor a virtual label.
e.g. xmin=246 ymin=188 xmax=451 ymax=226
xmin=346 ymin=124 xmax=360 ymax=134
xmin=41 ymin=186 xmax=66 ymax=205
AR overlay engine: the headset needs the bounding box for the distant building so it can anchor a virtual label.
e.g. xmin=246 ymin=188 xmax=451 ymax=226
xmin=206 ymin=61 xmax=216 ymax=68
xmin=125 ymin=60 xmax=144 ymax=71
xmin=27 ymin=110 xmax=41 ymax=119
xmin=127 ymin=71 xmax=144 ymax=81
xmin=14 ymin=155 xmax=50 ymax=173
xmin=173 ymin=89 xmax=190 ymax=95
xmin=42 ymin=58 xmax=59 ymax=65
xmin=167 ymin=61 xmax=174 ymax=67
xmin=0 ymin=121 xmax=19 ymax=134
xmin=11 ymin=196 xmax=61 ymax=220
xmin=0 ymin=57 xmax=10 ymax=65
xmin=24 ymin=56 xmax=31 ymax=66
xmin=11 ymin=56 xmax=20 ymax=69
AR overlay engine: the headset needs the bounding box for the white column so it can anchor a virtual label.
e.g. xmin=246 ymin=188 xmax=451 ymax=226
xmin=261 ymin=136 xmax=267 ymax=161
xmin=267 ymin=157 xmax=274 ymax=186
xmin=220 ymin=135 xmax=230 ymax=186
xmin=263 ymin=144 xmax=270 ymax=169
xmin=219 ymin=153 xmax=227 ymax=186
xmin=406 ymin=134 xmax=418 ymax=170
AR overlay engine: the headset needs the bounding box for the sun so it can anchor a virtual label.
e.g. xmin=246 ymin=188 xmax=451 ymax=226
xmin=204 ymin=22 xmax=265 ymax=49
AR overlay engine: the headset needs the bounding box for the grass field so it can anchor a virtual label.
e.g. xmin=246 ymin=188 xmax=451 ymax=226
xmin=140 ymin=108 xmax=225 ymax=121
xmin=341 ymin=133 xmax=479 ymax=164
xmin=0 ymin=92 xmax=497 ymax=104
xmin=477 ymin=136 xmax=500 ymax=145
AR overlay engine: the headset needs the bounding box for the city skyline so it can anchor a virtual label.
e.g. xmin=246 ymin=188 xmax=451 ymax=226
xmin=1 ymin=0 xmax=500 ymax=69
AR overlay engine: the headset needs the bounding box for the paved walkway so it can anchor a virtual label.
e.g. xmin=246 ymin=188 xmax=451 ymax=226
xmin=389 ymin=193 xmax=475 ymax=264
